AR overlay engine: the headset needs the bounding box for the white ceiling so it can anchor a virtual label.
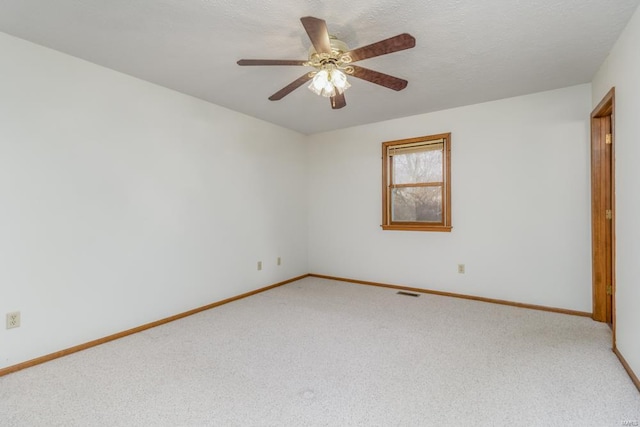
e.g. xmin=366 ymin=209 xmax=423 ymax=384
xmin=0 ymin=0 xmax=638 ymax=134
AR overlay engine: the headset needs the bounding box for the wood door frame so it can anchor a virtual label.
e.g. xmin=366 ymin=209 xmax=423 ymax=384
xmin=590 ymin=87 xmax=616 ymax=339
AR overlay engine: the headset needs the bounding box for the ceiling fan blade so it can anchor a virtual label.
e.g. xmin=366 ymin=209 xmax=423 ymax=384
xmin=350 ymin=65 xmax=408 ymax=91
xmin=237 ymin=59 xmax=307 ymax=66
xmin=331 ymin=93 xmax=346 ymax=109
xmin=300 ymin=16 xmax=332 ymax=55
xmin=344 ymin=33 xmax=416 ymax=63
xmin=268 ymin=73 xmax=313 ymax=101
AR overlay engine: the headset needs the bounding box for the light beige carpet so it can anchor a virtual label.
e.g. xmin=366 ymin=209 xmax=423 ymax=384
xmin=1 ymin=277 xmax=639 ymax=426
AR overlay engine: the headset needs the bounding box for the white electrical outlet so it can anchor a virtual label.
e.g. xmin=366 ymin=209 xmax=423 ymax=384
xmin=257 ymin=261 xmax=262 ymax=271
xmin=277 ymin=257 xmax=281 ymax=266
xmin=6 ymin=311 xmax=20 ymax=329
xmin=458 ymin=264 xmax=465 ymax=274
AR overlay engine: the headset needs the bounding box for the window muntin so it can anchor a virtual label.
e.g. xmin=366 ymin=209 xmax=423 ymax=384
xmin=382 ymin=133 xmax=451 ymax=232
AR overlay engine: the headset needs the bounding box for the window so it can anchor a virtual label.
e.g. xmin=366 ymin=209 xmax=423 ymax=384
xmin=382 ymin=133 xmax=451 ymax=232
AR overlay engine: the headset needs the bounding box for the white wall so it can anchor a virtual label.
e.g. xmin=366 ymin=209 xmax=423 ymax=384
xmin=592 ymin=5 xmax=640 ymax=380
xmin=0 ymin=32 xmax=308 ymax=369
xmin=308 ymin=84 xmax=592 ymax=312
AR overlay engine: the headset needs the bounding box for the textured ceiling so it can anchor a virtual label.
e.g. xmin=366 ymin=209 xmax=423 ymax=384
xmin=0 ymin=0 xmax=638 ymax=134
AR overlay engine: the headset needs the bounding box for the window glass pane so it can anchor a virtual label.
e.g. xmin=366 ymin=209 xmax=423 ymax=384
xmin=392 ymin=149 xmax=443 ymax=184
xmin=391 ymin=187 xmax=442 ymax=222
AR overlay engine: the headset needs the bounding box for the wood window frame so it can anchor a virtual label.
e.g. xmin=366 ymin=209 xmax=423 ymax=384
xmin=381 ymin=132 xmax=452 ymax=232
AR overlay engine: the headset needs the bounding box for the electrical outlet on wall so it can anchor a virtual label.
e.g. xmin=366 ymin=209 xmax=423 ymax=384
xmin=6 ymin=311 xmax=20 ymax=329
xmin=257 ymin=261 xmax=262 ymax=271
xmin=457 ymin=264 xmax=465 ymax=274
xmin=277 ymin=257 xmax=281 ymax=266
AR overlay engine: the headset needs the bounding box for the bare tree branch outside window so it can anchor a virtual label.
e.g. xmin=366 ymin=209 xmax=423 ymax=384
xmin=391 ymin=150 xmax=443 ymax=222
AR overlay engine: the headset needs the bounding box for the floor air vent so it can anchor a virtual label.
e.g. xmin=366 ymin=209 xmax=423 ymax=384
xmin=397 ymin=291 xmax=420 ymax=297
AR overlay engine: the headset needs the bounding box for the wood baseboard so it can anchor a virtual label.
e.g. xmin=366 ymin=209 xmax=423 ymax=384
xmin=0 ymin=274 xmax=309 ymax=377
xmin=613 ymin=346 xmax=640 ymax=394
xmin=0 ymin=273 xmax=601 ymax=378
xmin=308 ymin=273 xmax=592 ymax=318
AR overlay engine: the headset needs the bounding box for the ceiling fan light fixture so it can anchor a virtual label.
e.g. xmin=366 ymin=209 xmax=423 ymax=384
xmin=308 ymin=67 xmax=350 ymax=98
xmin=309 ymin=69 xmax=332 ymax=97
xmin=311 ymin=69 xmax=329 ymax=89
xmin=331 ymin=69 xmax=350 ymax=92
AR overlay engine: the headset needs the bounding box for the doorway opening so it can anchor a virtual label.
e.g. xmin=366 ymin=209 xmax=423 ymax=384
xmin=590 ymin=88 xmax=615 ymax=337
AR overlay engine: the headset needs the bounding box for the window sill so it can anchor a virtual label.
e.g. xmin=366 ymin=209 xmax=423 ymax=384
xmin=381 ymin=224 xmax=453 ymax=232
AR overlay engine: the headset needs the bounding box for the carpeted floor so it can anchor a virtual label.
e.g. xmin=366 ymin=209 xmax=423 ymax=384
xmin=1 ymin=277 xmax=639 ymax=426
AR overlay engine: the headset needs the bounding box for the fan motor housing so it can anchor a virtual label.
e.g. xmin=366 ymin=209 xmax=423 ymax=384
xmin=308 ymin=36 xmax=350 ymax=63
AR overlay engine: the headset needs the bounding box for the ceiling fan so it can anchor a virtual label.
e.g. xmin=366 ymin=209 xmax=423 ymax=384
xmin=237 ymin=16 xmax=416 ymax=109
